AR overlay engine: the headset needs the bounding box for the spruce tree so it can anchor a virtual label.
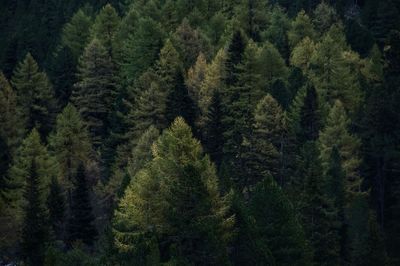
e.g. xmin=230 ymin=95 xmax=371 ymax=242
xmin=21 ymin=160 xmax=49 ymax=266
xmin=249 ymin=177 xmax=312 ymax=266
xmin=72 ymin=39 xmax=117 ymax=146
xmin=225 ymin=30 xmax=245 ymax=87
xmin=67 ymin=163 xmax=97 ymax=247
xmin=204 ymin=90 xmax=224 ymax=167
xmin=299 ymin=84 xmax=321 ymax=143
xmin=114 ymin=117 xmax=233 ymax=264
xmin=47 ymin=176 xmax=65 ymax=240
xmin=299 ymin=142 xmax=340 ymax=265
xmin=11 ymin=53 xmax=56 ymax=136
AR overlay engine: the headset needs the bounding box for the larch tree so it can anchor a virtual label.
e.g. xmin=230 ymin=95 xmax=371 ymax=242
xmin=61 ymin=9 xmax=93 ymax=61
xmin=72 ymin=39 xmax=117 ymax=147
xmin=288 ymin=10 xmax=316 ymax=49
xmin=48 ymin=104 xmax=92 ymax=199
xmin=11 ymin=53 xmax=56 ymax=137
xmin=91 ymin=4 xmax=121 ymax=58
xmin=318 ymin=100 xmax=362 ymax=198
xmin=113 ymin=117 xmax=233 ymax=265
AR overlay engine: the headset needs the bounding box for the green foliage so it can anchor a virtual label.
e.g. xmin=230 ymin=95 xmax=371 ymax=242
xmin=0 ymin=72 xmax=23 ymax=152
xmin=92 ymin=4 xmax=121 ymax=57
xmin=49 ymin=104 xmax=92 ymax=189
xmin=121 ymin=17 xmax=164 ymax=84
xmin=11 ymin=53 xmax=56 ymax=136
xmin=21 ymin=160 xmax=49 ymax=266
xmin=72 ymin=39 xmax=117 ymax=146
xmin=249 ymin=177 xmax=312 ymax=266
xmin=61 ymin=9 xmax=93 ymax=61
xmin=67 ymin=163 xmax=97 ymax=247
xmin=318 ymin=100 xmax=362 ymax=197
xmin=47 ymin=176 xmax=65 ymax=240
xmin=114 ymin=117 xmax=233 ymax=264
xmin=288 ymin=10 xmax=316 ymax=49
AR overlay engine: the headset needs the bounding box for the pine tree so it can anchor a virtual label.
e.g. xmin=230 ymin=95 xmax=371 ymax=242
xmin=67 ymin=163 xmax=97 ymax=246
xmin=61 ymin=9 xmax=93 ymax=61
xmin=47 ymin=176 xmax=65 ymax=240
xmin=319 ymin=100 xmax=362 ymax=197
xmin=249 ymin=177 xmax=312 ymax=266
xmin=21 ymin=159 xmax=49 ymax=266
xmin=11 ymin=53 xmax=56 ymax=136
xmin=72 ymin=39 xmax=117 ymax=146
xmin=235 ymin=0 xmax=268 ymax=41
xmin=114 ymin=117 xmax=233 ymax=264
xmin=49 ymin=104 xmax=92 ymax=191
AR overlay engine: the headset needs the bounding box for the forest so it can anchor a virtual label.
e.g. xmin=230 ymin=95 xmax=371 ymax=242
xmin=0 ymin=0 xmax=399 ymax=265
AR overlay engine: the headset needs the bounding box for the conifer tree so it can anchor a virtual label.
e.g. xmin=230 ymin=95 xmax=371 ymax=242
xmin=298 ymin=84 xmax=321 ymax=143
xmin=61 ymin=9 xmax=93 ymax=61
xmin=48 ymin=104 xmax=92 ymax=190
xmin=67 ymin=163 xmax=97 ymax=246
xmin=72 ymin=39 xmax=117 ymax=146
xmin=47 ymin=176 xmax=65 ymax=240
xmin=92 ymin=4 xmax=121 ymax=58
xmin=325 ymin=146 xmax=347 ymax=261
xmin=319 ymin=100 xmax=362 ymax=197
xmin=114 ymin=117 xmax=233 ymax=264
xmin=258 ymin=41 xmax=288 ymax=89
xmin=225 ymin=30 xmax=246 ymax=87
xmin=288 ymin=10 xmax=316 ymax=49
xmin=166 ymin=70 xmax=197 ymax=128
xmin=121 ymin=17 xmax=164 ymax=84
xmin=11 ymin=53 xmax=56 ymax=136
xmin=0 ymin=72 xmax=23 ymax=152
xmin=21 ymin=160 xmax=49 ymax=266
xmin=313 ymin=2 xmax=339 ymax=35
xmin=172 ymin=19 xmax=211 ymax=69
xmin=243 ymin=95 xmax=284 ymax=187
xmin=249 ymin=177 xmax=312 ymax=266
xmin=8 ymin=129 xmax=54 ymax=210
xmin=299 ymin=142 xmax=340 ymax=266
xmin=125 ymin=81 xmax=167 ymax=145
xmin=204 ymin=90 xmax=224 ymax=167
